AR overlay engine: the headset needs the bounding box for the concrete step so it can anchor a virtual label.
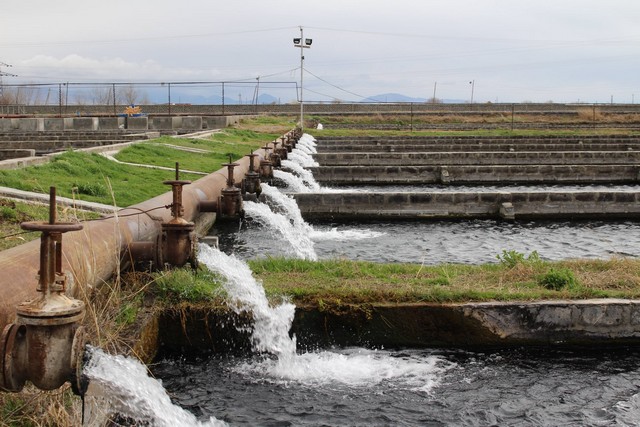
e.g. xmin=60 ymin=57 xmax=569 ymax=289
xmin=315 ymin=135 xmax=640 ymax=145
xmin=316 ymin=143 xmax=640 ymax=153
xmin=313 ymin=151 xmax=640 ymax=166
xmin=293 ymin=190 xmax=640 ymax=221
xmin=308 ymin=164 xmax=640 ymax=185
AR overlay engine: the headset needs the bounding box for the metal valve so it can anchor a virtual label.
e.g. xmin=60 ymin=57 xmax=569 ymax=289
xmin=1 ymin=187 xmax=86 ymax=394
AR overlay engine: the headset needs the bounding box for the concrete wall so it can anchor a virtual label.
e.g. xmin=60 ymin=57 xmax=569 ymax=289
xmin=0 ymin=115 xmax=247 ymax=132
xmin=0 ymin=131 xmax=153 ymax=155
xmin=316 ymin=142 xmax=640 ymax=153
xmin=0 ymin=149 xmax=35 ymax=160
xmin=307 ymin=165 xmax=640 ymax=185
xmin=10 ymin=102 xmax=640 ymax=117
xmin=157 ymin=299 xmax=640 ymax=353
xmin=293 ymin=190 xmax=640 ymax=220
xmin=293 ymin=299 xmax=640 ymax=348
xmin=314 ymin=151 xmax=640 ymax=166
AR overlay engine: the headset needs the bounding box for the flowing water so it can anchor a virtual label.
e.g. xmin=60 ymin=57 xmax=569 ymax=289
xmin=83 ymin=346 xmax=227 ymax=426
xmin=91 ymin=133 xmax=640 ymax=425
xmin=153 ymin=346 xmax=640 ymax=426
xmin=150 ymin=246 xmax=640 ymax=426
xmin=223 ymin=218 xmax=640 ymax=264
xmin=281 ymin=159 xmax=321 ymax=190
xmin=151 ymin=244 xmax=455 ymax=426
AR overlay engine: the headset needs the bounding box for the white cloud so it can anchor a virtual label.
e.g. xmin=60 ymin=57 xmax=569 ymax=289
xmin=2 ymin=0 xmax=640 ymax=102
xmin=18 ymin=54 xmax=222 ymax=82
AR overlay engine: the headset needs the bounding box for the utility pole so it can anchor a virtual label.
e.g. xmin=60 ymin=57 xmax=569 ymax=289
xmin=469 ymin=80 xmax=475 ymax=104
xmin=293 ymin=27 xmax=312 ymax=132
xmin=0 ymin=62 xmax=17 ymax=101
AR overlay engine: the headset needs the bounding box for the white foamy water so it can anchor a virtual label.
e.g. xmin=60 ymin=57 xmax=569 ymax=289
xmin=198 ymin=243 xmax=297 ymax=357
xmin=243 ymin=200 xmax=318 ymax=260
xmin=273 ymin=169 xmax=310 ymax=192
xmin=232 ymin=348 xmax=452 ymax=393
xmin=260 ymin=183 xmax=309 ymax=228
xmin=84 ymin=347 xmax=227 ymax=427
xmin=259 ymin=183 xmax=385 ymax=247
xmin=298 ymin=133 xmax=318 ymax=151
xmin=288 ymin=150 xmax=318 ymax=168
xmin=281 ymin=159 xmax=321 ymax=190
xmin=310 ymin=226 xmax=387 ymax=241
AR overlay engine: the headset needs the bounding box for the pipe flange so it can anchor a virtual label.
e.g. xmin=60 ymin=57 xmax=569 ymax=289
xmin=69 ymin=326 xmax=89 ymax=396
xmin=16 ymin=295 xmax=85 ymax=326
xmin=162 ymin=221 xmax=196 ymax=231
xmin=1 ymin=323 xmax=26 ymax=392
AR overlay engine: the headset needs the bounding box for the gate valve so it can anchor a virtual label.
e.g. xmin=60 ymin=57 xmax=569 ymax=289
xmin=241 ymin=151 xmax=262 ymax=197
xmin=267 ymin=142 xmax=282 ymax=168
xmin=273 ymin=139 xmax=288 ymax=161
xmin=1 ymin=186 xmax=86 ymax=394
xmin=161 ymin=163 xmax=197 ymax=269
xmin=213 ymin=155 xmax=244 ymax=220
xmin=259 ymin=145 xmax=274 ymax=179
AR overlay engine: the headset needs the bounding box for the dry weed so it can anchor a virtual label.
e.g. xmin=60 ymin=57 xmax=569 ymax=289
xmin=0 ymin=385 xmax=82 ymax=427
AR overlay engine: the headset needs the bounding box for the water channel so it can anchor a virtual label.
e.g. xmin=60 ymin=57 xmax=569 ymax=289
xmin=87 ymin=133 xmax=640 ymax=425
xmin=153 ymin=346 xmax=640 ymax=426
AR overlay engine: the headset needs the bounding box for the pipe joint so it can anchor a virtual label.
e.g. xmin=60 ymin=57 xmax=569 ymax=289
xmin=218 ymin=188 xmax=245 ymax=220
xmin=127 ymin=163 xmax=199 ymax=270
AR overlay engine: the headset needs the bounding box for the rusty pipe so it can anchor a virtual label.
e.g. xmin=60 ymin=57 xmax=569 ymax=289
xmin=0 ymin=152 xmax=259 ymax=333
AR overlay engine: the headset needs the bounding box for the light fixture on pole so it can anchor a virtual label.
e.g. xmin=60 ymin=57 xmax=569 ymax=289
xmin=293 ymin=27 xmax=312 ymax=131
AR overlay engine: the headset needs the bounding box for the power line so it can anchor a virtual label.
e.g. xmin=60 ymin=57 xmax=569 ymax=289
xmin=307 ymin=25 xmax=640 ymax=46
xmin=304 ymin=68 xmax=369 ymax=100
xmin=0 ymin=61 xmax=17 ymax=98
xmin=304 ymin=87 xmax=343 ymax=101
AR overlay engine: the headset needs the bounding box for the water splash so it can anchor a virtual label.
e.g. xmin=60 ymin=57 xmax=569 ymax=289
xmin=288 ymin=150 xmax=318 ymax=168
xmin=246 ymin=183 xmax=383 ymax=258
xmin=233 ymin=348 xmax=452 ymax=393
xmin=243 ymin=200 xmax=318 ymax=260
xmin=198 ymin=243 xmax=297 ymax=359
xmin=295 ymin=137 xmax=317 ymax=155
xmin=260 ymin=183 xmax=308 ymax=228
xmin=273 ymin=169 xmax=310 ymax=193
xmin=281 ymin=159 xmax=320 ymax=190
xmin=310 ymin=226 xmax=386 ymax=242
xmin=197 ymin=244 xmax=451 ymax=392
xmin=298 ymin=133 xmax=318 ymax=152
xmin=83 ymin=346 xmax=227 ymax=427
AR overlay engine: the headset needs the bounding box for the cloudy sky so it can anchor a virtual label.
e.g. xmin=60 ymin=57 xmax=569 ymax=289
xmin=2 ymin=0 xmax=640 ymax=104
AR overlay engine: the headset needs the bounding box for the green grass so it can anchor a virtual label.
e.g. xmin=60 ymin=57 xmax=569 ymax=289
xmin=115 ymin=129 xmax=274 ymax=172
xmin=0 ymin=125 xmax=287 ymax=210
xmin=248 ymin=256 xmax=640 ymax=306
xmin=135 ymin=253 xmax=640 ymax=307
xmin=0 ymin=151 xmax=203 ymax=207
xmin=153 ymin=267 xmax=226 ymax=303
xmin=0 ymin=198 xmax=101 ymax=251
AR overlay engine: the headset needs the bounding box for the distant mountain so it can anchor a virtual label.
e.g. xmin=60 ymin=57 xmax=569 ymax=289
xmin=145 ymin=91 xmax=281 ymax=105
xmin=362 ymin=93 xmax=469 ymax=104
xmin=362 ymin=93 xmax=428 ymax=103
